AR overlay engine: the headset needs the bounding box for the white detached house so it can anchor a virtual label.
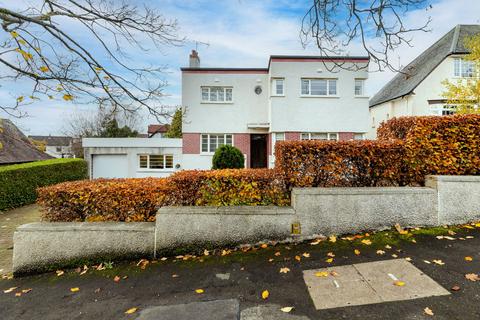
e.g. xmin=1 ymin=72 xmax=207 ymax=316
xmin=181 ymin=51 xmax=371 ymax=169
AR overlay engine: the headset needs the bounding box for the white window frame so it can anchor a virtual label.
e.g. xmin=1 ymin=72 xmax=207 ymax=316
xmin=430 ymin=104 xmax=457 ymax=116
xmin=201 ymin=86 xmax=233 ymax=103
xmin=138 ymin=154 xmax=174 ymax=170
xmin=354 ymin=133 xmax=365 ymax=140
xmin=271 ymin=132 xmax=285 ymax=155
xmin=454 ymin=58 xmax=476 ymax=78
xmin=301 ymin=79 xmax=338 ymax=96
xmin=354 ymin=79 xmax=365 ymax=96
xmin=272 ymin=78 xmax=285 ymax=96
xmin=300 ymin=132 xmax=338 ymax=141
xmin=201 ymin=133 xmax=233 ymax=154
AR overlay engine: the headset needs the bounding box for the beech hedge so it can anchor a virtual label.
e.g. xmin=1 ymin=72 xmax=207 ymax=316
xmin=38 ymin=169 xmax=289 ymax=222
xmin=0 ymin=158 xmax=87 ymax=211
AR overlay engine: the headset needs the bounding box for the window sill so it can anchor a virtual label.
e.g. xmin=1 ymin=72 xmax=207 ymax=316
xmin=354 ymin=95 xmax=370 ymax=99
xmin=271 ymin=95 xmax=285 ymax=97
xmin=200 ymin=101 xmax=233 ymax=104
xmin=300 ymin=95 xmax=340 ymax=98
xmin=137 ymin=169 xmax=175 ymax=172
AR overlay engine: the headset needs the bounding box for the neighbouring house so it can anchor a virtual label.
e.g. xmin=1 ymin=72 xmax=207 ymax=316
xmin=181 ymin=50 xmax=370 ymax=169
xmin=29 ymin=135 xmax=75 ymax=158
xmin=0 ymin=119 xmax=52 ymax=165
xmin=148 ymin=124 xmax=170 ymax=138
xmin=83 ymin=138 xmax=182 ymax=179
xmin=367 ymin=24 xmax=480 ymax=138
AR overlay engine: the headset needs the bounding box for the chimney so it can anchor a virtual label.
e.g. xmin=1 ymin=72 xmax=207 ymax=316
xmin=189 ymin=50 xmax=200 ymax=68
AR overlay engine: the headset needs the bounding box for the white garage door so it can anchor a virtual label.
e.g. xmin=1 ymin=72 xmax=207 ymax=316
xmin=92 ymin=154 xmax=128 ymax=179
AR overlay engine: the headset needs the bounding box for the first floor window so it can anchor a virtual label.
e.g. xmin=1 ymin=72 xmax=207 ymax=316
xmin=139 ymin=154 xmax=173 ymax=169
xmin=201 ymin=87 xmax=233 ymax=102
xmin=431 ymin=105 xmax=457 ymax=116
xmin=355 ymin=79 xmax=365 ymax=96
xmin=301 ymin=79 xmax=337 ymax=96
xmin=454 ymin=58 xmax=476 ymax=77
xmin=272 ymin=79 xmax=284 ymax=95
xmin=201 ymin=134 xmax=233 ymax=153
xmin=301 ymin=132 xmax=338 ymax=141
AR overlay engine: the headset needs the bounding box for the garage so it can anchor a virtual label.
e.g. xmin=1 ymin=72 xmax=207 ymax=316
xmin=92 ymin=154 xmax=128 ymax=179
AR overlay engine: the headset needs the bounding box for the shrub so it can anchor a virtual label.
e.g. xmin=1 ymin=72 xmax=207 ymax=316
xmin=38 ymin=169 xmax=289 ymax=222
xmin=0 ymin=158 xmax=87 ymax=211
xmin=391 ymin=115 xmax=480 ymax=183
xmin=37 ymin=178 xmax=170 ymax=222
xmin=164 ymin=169 xmax=289 ymax=206
xmin=212 ymin=145 xmax=245 ymax=169
xmin=275 ymin=140 xmax=407 ymax=188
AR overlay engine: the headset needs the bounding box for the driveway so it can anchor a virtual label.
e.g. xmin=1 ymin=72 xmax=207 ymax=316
xmin=0 ymin=205 xmax=42 ymax=275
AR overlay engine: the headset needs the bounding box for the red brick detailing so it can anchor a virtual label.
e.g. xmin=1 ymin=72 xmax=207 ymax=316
xmin=285 ymin=132 xmax=301 ymax=141
xmin=233 ymin=133 xmax=251 ymax=168
xmin=339 ymin=132 xmax=354 ymax=141
xmin=182 ymin=133 xmax=200 ymax=154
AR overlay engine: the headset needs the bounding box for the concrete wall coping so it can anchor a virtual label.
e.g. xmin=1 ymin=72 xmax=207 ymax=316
xmin=158 ymin=206 xmax=295 ymax=215
xmin=426 ymin=175 xmax=480 ymax=182
xmin=17 ymin=222 xmax=155 ymax=232
xmin=292 ymin=187 xmax=436 ymax=196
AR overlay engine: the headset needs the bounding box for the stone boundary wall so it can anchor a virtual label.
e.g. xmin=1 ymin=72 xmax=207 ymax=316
xmin=12 ymin=175 xmax=480 ymax=274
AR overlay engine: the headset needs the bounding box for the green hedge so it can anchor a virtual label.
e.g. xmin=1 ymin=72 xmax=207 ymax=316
xmin=0 ymin=158 xmax=88 ymax=211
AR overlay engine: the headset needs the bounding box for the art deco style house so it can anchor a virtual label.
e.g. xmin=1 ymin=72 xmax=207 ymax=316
xmin=181 ymin=50 xmax=371 ymax=169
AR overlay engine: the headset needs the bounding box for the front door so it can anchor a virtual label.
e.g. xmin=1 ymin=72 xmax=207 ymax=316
xmin=250 ymin=134 xmax=268 ymax=168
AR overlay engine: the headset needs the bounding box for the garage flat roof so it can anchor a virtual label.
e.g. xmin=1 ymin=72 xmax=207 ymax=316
xmin=83 ymin=138 xmax=182 ymax=148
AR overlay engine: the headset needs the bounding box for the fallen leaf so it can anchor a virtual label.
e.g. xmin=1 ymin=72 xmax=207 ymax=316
xmin=424 ymin=260 xmax=431 ymax=264
xmin=125 ymin=307 xmax=138 ymax=314
xmin=394 ymin=223 xmax=408 ymax=235
xmin=465 ymin=273 xmax=480 ymax=282
xmin=329 ymin=235 xmax=337 ymax=243
xmin=424 ymin=307 xmax=434 ymax=316
xmin=262 ymin=290 xmax=269 ymax=299
xmin=325 ymin=258 xmax=333 ymax=263
xmin=280 ymin=306 xmax=294 ymax=313
xmin=21 ymin=289 xmax=32 ymax=294
xmin=302 ymin=252 xmax=310 ymax=258
xmin=465 ymin=256 xmax=473 ymax=262
xmin=330 ymin=271 xmax=339 ymax=277
xmin=94 ymin=288 xmax=101 ymax=293
xmin=376 ymin=250 xmax=385 ymax=255
xmin=361 ymin=239 xmax=372 ymax=245
xmin=448 ymin=230 xmax=456 ymax=235
xmin=405 ymin=257 xmax=412 ymax=262
xmin=3 ymin=287 xmax=17 ymax=293
xmin=433 ymin=259 xmax=445 ymax=265
xmin=385 ymin=245 xmax=392 ymax=249
xmin=203 ymin=249 xmax=210 ymax=256
xmin=279 ymin=267 xmax=290 ymax=274
xmin=268 ymin=258 xmax=274 ymax=262
xmin=393 ymin=280 xmax=405 ymax=287
xmin=195 ymin=289 xmax=204 ymax=294
xmin=354 ymin=249 xmax=361 ymax=255
xmin=310 ymin=239 xmax=322 ymax=245
xmin=15 ymin=292 xmax=22 ymax=297
xmin=294 ymin=255 xmax=301 ymax=262
xmin=451 ymin=285 xmax=461 ymax=291
xmin=261 ymin=244 xmax=268 ymax=249
xmin=70 ymin=287 xmax=80 ymax=292
xmin=327 ymin=252 xmax=335 ymax=257
xmin=172 ymin=274 xmax=179 ymax=278
xmin=391 ymin=254 xmax=398 ymax=258
xmin=114 ymin=276 xmax=121 ymax=282
xmin=56 ymin=270 xmax=64 ymax=277
xmin=160 ymin=257 xmax=168 ymax=261
xmin=315 ymin=271 xmax=329 ymax=277
xmin=274 ymin=251 xmax=281 ymax=256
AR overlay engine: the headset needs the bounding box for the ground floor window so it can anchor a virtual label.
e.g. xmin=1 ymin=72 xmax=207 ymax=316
xmin=354 ymin=133 xmax=365 ymax=140
xmin=300 ymin=132 xmax=338 ymax=141
xmin=430 ymin=105 xmax=457 ymax=115
xmin=201 ymin=134 xmax=233 ymax=153
xmin=139 ymin=154 xmax=173 ymax=169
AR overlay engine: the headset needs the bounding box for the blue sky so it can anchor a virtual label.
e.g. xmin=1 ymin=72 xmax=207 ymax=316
xmin=1 ymin=0 xmax=480 ymax=135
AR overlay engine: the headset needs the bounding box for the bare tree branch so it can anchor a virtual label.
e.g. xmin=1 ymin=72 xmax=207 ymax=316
xmin=0 ymin=0 xmax=184 ymax=119
xmin=301 ymin=0 xmax=432 ymax=72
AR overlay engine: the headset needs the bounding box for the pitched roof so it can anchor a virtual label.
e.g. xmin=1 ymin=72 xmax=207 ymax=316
xmin=0 ymin=119 xmax=52 ymax=165
xmin=29 ymin=135 xmax=72 ymax=146
xmin=147 ymin=124 xmax=169 ymax=135
xmin=370 ymin=25 xmax=480 ymax=108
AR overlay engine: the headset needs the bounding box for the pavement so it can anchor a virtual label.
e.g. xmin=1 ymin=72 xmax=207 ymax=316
xmin=0 ymin=205 xmax=42 ymax=274
xmin=1 ymin=218 xmax=480 ymax=319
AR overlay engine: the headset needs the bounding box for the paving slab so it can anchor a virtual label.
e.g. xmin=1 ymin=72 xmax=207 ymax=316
xmin=303 ymin=259 xmax=450 ymax=310
xmin=303 ymin=264 xmax=383 ymax=309
xmin=240 ymin=305 xmax=310 ymax=320
xmin=135 ymin=299 xmax=240 ymax=320
xmin=354 ymin=259 xmax=450 ymax=302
